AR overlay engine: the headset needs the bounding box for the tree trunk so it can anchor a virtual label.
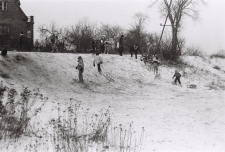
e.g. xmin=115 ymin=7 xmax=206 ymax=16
xmin=170 ymin=26 xmax=178 ymax=57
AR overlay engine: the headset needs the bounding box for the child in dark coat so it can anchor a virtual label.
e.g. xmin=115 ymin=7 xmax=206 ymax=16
xmin=172 ymin=70 xmax=182 ymax=86
xmin=130 ymin=44 xmax=141 ymax=59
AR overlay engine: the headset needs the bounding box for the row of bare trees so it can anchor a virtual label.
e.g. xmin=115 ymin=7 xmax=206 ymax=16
xmin=38 ymin=18 xmax=123 ymax=53
xmin=38 ymin=14 xmax=155 ymax=54
xmin=38 ymin=0 xmax=205 ymax=60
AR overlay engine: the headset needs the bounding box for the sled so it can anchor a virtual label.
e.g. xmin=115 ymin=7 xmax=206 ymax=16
xmin=187 ymin=84 xmax=197 ymax=89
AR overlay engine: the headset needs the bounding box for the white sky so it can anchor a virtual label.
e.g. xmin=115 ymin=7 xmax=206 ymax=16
xmin=20 ymin=0 xmax=225 ymax=54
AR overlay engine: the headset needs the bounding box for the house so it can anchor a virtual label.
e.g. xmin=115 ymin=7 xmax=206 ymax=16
xmin=0 ymin=0 xmax=34 ymax=50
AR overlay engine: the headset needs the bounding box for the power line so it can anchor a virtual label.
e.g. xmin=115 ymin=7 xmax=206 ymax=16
xmin=65 ymin=0 xmax=161 ymax=22
xmin=129 ymin=0 xmax=150 ymax=7
xmin=75 ymin=0 xmax=133 ymax=16
xmin=61 ymin=0 xmax=133 ymax=18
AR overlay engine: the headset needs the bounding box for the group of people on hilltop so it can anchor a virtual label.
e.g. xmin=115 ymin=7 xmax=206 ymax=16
xmin=34 ymin=34 xmax=63 ymax=53
xmin=91 ymin=38 xmax=112 ymax=55
xmin=17 ymin=32 xmax=61 ymax=53
xmin=91 ymin=34 xmax=142 ymax=58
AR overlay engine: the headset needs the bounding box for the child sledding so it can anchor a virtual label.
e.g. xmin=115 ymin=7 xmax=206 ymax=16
xmin=172 ymin=70 xmax=182 ymax=87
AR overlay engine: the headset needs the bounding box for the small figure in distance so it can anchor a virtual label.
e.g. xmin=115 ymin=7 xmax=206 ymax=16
xmin=91 ymin=38 xmax=96 ymax=55
xmin=119 ymin=35 xmax=124 ymax=56
xmin=18 ymin=32 xmax=25 ymax=51
xmin=1 ymin=46 xmax=8 ymax=57
xmin=172 ymin=70 xmax=182 ymax=87
xmin=34 ymin=39 xmax=40 ymax=52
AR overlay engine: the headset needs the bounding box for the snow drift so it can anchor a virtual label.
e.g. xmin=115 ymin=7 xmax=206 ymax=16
xmin=0 ymin=52 xmax=225 ymax=152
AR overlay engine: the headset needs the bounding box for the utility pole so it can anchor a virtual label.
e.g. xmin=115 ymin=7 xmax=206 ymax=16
xmin=136 ymin=26 xmax=140 ymax=47
xmin=157 ymin=0 xmax=173 ymax=54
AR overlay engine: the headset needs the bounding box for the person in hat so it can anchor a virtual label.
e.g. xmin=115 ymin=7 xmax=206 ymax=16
xmin=172 ymin=70 xmax=182 ymax=86
xmin=76 ymin=56 xmax=84 ymax=83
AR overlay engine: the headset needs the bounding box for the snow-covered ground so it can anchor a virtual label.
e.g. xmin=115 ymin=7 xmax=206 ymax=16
xmin=0 ymin=52 xmax=225 ymax=152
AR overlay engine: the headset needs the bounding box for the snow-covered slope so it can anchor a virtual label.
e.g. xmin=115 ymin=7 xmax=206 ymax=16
xmin=0 ymin=52 xmax=225 ymax=152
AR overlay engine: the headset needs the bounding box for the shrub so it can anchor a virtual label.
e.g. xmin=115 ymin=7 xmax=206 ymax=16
xmin=183 ymin=44 xmax=204 ymax=57
xmin=41 ymin=102 xmax=145 ymax=152
xmin=0 ymin=84 xmax=145 ymax=151
xmin=159 ymin=35 xmax=185 ymax=61
xmin=0 ymin=81 xmax=47 ymax=139
xmin=22 ymin=101 xmax=145 ymax=152
xmin=210 ymin=49 xmax=225 ymax=59
xmin=206 ymin=80 xmax=225 ymax=90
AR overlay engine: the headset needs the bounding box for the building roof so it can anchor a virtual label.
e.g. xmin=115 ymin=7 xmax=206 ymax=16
xmin=12 ymin=0 xmax=28 ymax=21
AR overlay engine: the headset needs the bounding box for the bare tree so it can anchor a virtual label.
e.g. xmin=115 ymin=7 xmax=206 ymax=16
xmin=65 ymin=17 xmax=97 ymax=52
xmin=38 ymin=20 xmax=66 ymax=45
xmin=99 ymin=23 xmax=124 ymax=51
xmin=131 ymin=12 xmax=148 ymax=47
xmin=126 ymin=12 xmax=149 ymax=52
xmin=150 ymin=0 xmax=205 ymax=58
xmin=38 ymin=21 xmax=59 ymax=38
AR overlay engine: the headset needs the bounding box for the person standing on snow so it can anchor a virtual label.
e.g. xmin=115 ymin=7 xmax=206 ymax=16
xmin=152 ymin=54 xmax=160 ymax=75
xmin=91 ymin=38 xmax=96 ymax=53
xmin=76 ymin=56 xmax=84 ymax=83
xmin=1 ymin=46 xmax=8 ymax=57
xmin=104 ymin=41 xmax=110 ymax=54
xmin=119 ymin=35 xmax=124 ymax=56
xmin=100 ymin=39 xmax=105 ymax=54
xmin=130 ymin=44 xmax=141 ymax=59
xmin=172 ymin=70 xmax=182 ymax=86
xmin=18 ymin=32 xmax=25 ymax=51
xmin=52 ymin=36 xmax=59 ymax=53
xmin=93 ymin=53 xmax=103 ymax=73
xmin=34 ymin=39 xmax=40 ymax=52
xmin=50 ymin=34 xmax=55 ymax=45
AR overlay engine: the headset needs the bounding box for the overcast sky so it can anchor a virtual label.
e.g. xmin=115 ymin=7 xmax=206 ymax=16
xmin=20 ymin=0 xmax=225 ymax=54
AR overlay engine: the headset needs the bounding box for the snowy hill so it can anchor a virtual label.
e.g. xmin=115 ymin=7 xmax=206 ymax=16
xmin=0 ymin=52 xmax=225 ymax=152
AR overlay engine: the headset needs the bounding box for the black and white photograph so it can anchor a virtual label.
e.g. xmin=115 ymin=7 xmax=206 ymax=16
xmin=0 ymin=0 xmax=225 ymax=151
